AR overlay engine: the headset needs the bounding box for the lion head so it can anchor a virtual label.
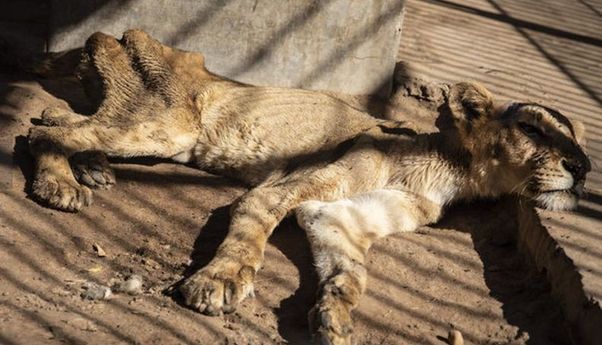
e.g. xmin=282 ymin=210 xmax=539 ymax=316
xmin=448 ymin=82 xmax=591 ymax=211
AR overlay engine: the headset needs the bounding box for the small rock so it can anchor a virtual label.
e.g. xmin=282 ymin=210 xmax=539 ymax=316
xmin=92 ymin=243 xmax=106 ymax=257
xmin=448 ymin=329 xmax=464 ymax=345
xmin=86 ymin=266 xmax=103 ymax=273
xmin=113 ymin=275 xmax=143 ymax=295
xmin=81 ymin=283 xmax=112 ymax=300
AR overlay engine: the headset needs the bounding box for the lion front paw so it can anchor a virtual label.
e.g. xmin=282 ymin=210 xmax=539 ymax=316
xmin=71 ymin=152 xmax=115 ymax=189
xmin=179 ymin=263 xmax=255 ymax=316
xmin=32 ymin=171 xmax=92 ymax=211
xmin=309 ymin=291 xmax=355 ymax=345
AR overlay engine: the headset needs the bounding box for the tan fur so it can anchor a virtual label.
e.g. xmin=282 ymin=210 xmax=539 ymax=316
xmin=26 ymin=30 xmax=590 ymax=344
xmin=295 ymin=86 xmax=590 ymax=344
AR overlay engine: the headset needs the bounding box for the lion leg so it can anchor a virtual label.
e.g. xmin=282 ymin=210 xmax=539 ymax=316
xmin=70 ymin=151 xmax=115 ymax=190
xmin=121 ymin=29 xmax=185 ymax=105
xmin=37 ymin=106 xmax=115 ymax=190
xmin=80 ymin=31 xmax=145 ymax=116
xmin=28 ymin=116 xmax=197 ymax=211
xmin=179 ymin=182 xmax=338 ymax=316
xmin=39 ymin=32 xmax=133 ymax=189
xmin=29 ymin=30 xmax=198 ymax=211
xmin=37 ymin=31 xmax=157 ymax=193
xmin=40 ymin=106 xmax=88 ymax=127
xmin=179 ymin=141 xmax=389 ymax=316
xmin=295 ymin=190 xmax=443 ymax=345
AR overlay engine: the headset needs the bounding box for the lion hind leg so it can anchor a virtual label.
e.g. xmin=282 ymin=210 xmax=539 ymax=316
xmin=81 ymin=32 xmax=145 ymax=117
xmin=121 ymin=29 xmax=185 ymax=105
xmin=28 ymin=116 xmax=197 ymax=210
xmin=71 ymin=151 xmax=115 ymax=190
xmin=80 ymin=30 xmax=188 ymax=123
xmin=40 ymin=106 xmax=89 ymax=127
xmin=38 ymin=107 xmax=115 ymax=190
xmin=28 ymin=128 xmax=92 ymax=212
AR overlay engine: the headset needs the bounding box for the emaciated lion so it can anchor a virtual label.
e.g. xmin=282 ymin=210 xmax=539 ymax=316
xmin=27 ymin=30 xmax=590 ymax=344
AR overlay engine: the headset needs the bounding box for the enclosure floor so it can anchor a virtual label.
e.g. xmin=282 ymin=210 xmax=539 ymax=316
xmin=397 ymin=1 xmax=602 ymax=341
xmin=0 ymin=80 xmax=568 ymax=345
xmin=1 ymin=0 xmax=600 ymax=344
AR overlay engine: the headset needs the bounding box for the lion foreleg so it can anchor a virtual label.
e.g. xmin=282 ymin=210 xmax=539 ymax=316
xmin=295 ymin=189 xmax=443 ymax=345
xmin=179 ymin=140 xmax=390 ymax=316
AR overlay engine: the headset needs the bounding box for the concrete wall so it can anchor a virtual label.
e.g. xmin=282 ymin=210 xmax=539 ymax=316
xmin=49 ymin=0 xmax=405 ymax=95
xmin=0 ymin=0 xmax=48 ymax=54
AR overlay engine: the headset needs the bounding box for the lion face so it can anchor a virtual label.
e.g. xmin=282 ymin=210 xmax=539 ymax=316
xmin=498 ymin=103 xmax=590 ymax=210
xmin=448 ymin=83 xmax=591 ymax=211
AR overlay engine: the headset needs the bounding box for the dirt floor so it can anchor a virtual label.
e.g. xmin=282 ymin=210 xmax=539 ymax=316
xmin=0 ymin=67 xmax=574 ymax=345
xmin=4 ymin=0 xmax=600 ymax=342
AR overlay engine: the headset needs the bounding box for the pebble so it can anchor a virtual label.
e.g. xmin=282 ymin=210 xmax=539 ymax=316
xmin=92 ymin=243 xmax=106 ymax=257
xmin=86 ymin=266 xmax=103 ymax=273
xmin=448 ymin=329 xmax=464 ymax=345
xmin=81 ymin=283 xmax=112 ymax=300
xmin=113 ymin=275 xmax=143 ymax=295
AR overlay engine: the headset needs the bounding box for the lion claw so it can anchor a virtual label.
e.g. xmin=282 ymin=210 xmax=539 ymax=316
xmin=309 ymin=291 xmax=355 ymax=345
xmin=179 ymin=264 xmax=255 ymax=316
xmin=32 ymin=172 xmax=92 ymax=212
xmin=71 ymin=152 xmax=115 ymax=189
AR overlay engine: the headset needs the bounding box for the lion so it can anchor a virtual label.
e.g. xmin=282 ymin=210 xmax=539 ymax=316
xmin=27 ymin=30 xmax=590 ymax=344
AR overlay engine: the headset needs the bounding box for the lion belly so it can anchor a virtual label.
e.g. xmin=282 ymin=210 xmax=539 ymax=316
xmin=191 ymin=86 xmax=379 ymax=184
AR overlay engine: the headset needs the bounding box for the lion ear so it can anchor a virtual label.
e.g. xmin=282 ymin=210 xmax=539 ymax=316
xmin=448 ymin=82 xmax=494 ymax=125
xmin=571 ymin=119 xmax=587 ymax=147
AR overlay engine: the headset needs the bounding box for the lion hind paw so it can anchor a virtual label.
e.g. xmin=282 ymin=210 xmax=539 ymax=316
xmin=71 ymin=152 xmax=115 ymax=189
xmin=32 ymin=172 xmax=92 ymax=211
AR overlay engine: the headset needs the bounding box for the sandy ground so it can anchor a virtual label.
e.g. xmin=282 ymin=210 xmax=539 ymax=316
xmin=0 ymin=70 xmax=573 ymax=345
xmin=397 ymin=1 xmax=602 ymax=342
xmin=3 ymin=0 xmax=599 ymax=342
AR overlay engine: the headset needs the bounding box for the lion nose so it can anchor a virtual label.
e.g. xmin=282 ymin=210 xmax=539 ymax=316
xmin=561 ymin=158 xmax=588 ymax=181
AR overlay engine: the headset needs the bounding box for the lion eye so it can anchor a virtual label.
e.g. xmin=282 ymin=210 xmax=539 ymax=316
xmin=518 ymin=122 xmax=544 ymax=138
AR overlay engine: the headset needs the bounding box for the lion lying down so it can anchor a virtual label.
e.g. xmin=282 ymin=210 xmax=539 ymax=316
xmin=27 ymin=30 xmax=590 ymax=344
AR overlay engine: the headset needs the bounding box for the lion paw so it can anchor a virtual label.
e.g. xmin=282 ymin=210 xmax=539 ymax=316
xmin=32 ymin=172 xmax=92 ymax=211
xmin=179 ymin=264 xmax=255 ymax=316
xmin=40 ymin=106 xmax=81 ymax=127
xmin=309 ymin=293 xmax=355 ymax=345
xmin=71 ymin=152 xmax=115 ymax=189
